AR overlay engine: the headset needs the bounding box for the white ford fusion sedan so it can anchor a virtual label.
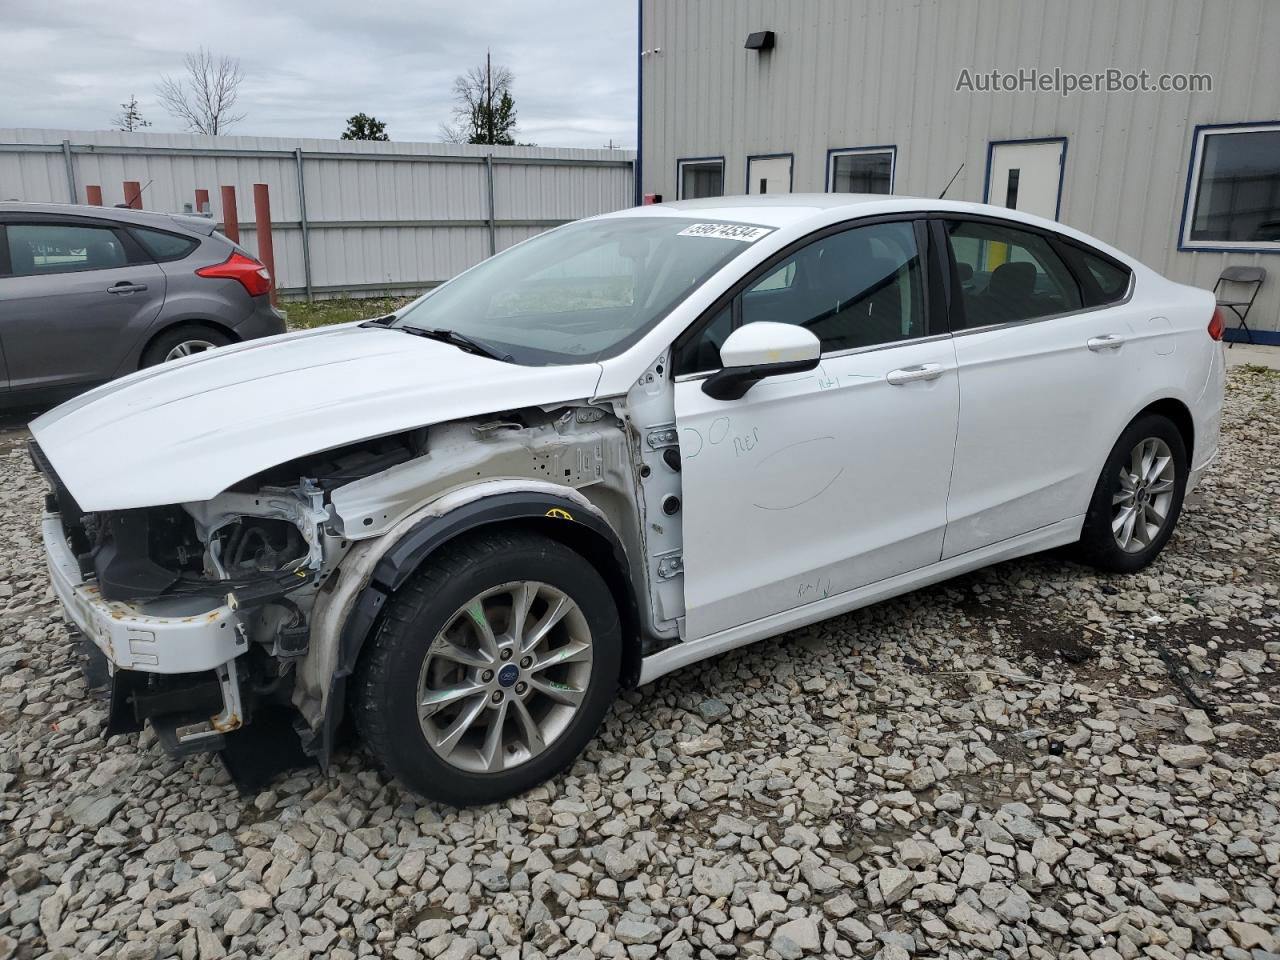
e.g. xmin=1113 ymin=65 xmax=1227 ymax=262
xmin=32 ymin=195 xmax=1225 ymax=804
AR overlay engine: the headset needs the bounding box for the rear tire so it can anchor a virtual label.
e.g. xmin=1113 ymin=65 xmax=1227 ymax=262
xmin=141 ymin=323 xmax=232 ymax=367
xmin=1076 ymin=414 xmax=1187 ymax=573
xmin=352 ymin=529 xmax=621 ymax=806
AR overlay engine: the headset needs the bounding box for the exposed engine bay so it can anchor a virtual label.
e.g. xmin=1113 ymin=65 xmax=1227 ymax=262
xmin=34 ymin=391 xmax=679 ymax=784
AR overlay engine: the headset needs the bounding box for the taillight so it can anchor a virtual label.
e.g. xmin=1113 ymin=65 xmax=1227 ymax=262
xmin=1208 ymin=305 xmax=1225 ymax=342
xmin=196 ymin=252 xmax=272 ymax=297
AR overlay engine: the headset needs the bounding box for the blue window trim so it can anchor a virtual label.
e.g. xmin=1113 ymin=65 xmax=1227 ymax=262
xmin=634 ymin=1 xmax=643 ymax=205
xmin=982 ymin=136 xmax=1067 ymax=220
xmin=825 ymin=145 xmax=897 ymax=193
xmin=675 ymin=156 xmax=726 ymax=200
xmin=1178 ymin=120 xmax=1280 ymax=255
xmin=744 ymin=152 xmax=795 ymax=194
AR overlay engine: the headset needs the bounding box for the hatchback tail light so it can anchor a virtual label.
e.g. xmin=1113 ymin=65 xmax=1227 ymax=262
xmin=196 ymin=252 xmax=272 ymax=298
xmin=1207 ymin=305 xmax=1226 ymax=342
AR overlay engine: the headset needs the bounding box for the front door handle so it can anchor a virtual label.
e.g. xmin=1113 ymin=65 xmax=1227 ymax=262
xmin=1087 ymin=334 xmax=1125 ymax=351
xmin=886 ymin=362 xmax=944 ymax=385
xmin=107 ymin=281 xmax=148 ymax=295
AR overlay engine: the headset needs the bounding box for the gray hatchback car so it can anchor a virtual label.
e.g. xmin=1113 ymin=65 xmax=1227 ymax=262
xmin=0 ymin=202 xmax=286 ymax=408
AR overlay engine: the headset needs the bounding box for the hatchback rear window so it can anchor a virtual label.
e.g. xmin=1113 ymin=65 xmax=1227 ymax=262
xmin=133 ymin=227 xmax=198 ymax=261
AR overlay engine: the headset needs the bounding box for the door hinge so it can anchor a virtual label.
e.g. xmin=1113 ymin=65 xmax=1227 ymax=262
xmin=657 ymin=553 xmax=684 ymax=579
xmin=646 ymin=428 xmax=679 ymax=449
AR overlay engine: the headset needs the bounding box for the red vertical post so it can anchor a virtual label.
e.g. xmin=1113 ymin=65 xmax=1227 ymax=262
xmin=219 ymin=185 xmax=239 ymax=243
xmin=195 ymin=188 xmax=210 ymax=215
xmin=85 ymin=185 xmax=103 ymax=206
xmin=252 ymin=183 xmax=277 ymax=304
xmin=122 ymin=181 xmax=142 ymax=209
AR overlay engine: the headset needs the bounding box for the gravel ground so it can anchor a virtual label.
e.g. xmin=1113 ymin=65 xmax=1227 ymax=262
xmin=2 ymin=366 xmax=1279 ymax=960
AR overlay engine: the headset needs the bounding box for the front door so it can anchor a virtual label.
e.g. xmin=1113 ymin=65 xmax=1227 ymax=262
xmin=747 ymin=155 xmax=793 ymax=195
xmin=673 ymin=218 xmax=958 ymax=641
xmin=987 ymin=139 xmax=1065 ymax=220
xmin=0 ymin=220 xmax=167 ymax=398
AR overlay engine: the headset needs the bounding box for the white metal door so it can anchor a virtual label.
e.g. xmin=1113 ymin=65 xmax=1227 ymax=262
xmin=673 ymin=337 xmax=959 ymax=641
xmin=747 ymin=156 xmax=793 ymax=195
xmin=987 ymin=141 xmax=1064 ymax=220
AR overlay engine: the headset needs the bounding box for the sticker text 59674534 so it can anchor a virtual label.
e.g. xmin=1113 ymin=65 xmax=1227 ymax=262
xmin=676 ymin=223 xmax=774 ymax=243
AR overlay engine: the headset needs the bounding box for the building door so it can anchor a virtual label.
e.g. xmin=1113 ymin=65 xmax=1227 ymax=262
xmin=747 ymin=155 xmax=793 ymax=195
xmin=986 ymin=139 xmax=1065 ymax=220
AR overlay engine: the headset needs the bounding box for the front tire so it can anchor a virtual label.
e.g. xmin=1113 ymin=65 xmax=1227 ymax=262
xmin=352 ymin=529 xmax=621 ymax=806
xmin=1076 ymin=414 xmax=1187 ymax=573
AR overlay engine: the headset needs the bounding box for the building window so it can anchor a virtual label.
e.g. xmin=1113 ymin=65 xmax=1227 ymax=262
xmin=827 ymin=148 xmax=895 ymax=194
xmin=1183 ymin=123 xmax=1280 ymax=250
xmin=678 ymin=158 xmax=725 ymax=199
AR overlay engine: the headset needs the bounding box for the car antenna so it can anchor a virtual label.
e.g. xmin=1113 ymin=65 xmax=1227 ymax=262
xmin=937 ymin=163 xmax=964 ymax=200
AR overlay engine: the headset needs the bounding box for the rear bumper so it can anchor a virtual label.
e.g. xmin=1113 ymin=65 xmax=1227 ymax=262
xmin=233 ymin=296 xmax=288 ymax=341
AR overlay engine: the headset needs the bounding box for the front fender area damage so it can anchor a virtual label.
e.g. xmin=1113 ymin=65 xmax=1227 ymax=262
xmin=290 ymin=405 xmax=646 ymax=764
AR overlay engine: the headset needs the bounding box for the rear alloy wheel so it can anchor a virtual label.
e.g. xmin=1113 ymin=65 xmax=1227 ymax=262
xmin=1111 ymin=437 xmax=1177 ymax=554
xmin=353 ymin=530 xmax=621 ymax=805
xmin=140 ymin=323 xmax=232 ymax=367
xmin=163 ymin=338 xmax=219 ymax=361
xmin=1077 ymin=414 xmax=1187 ymax=573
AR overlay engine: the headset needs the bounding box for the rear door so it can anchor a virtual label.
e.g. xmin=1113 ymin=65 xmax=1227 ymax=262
xmin=939 ymin=216 xmax=1139 ymax=557
xmin=0 ymin=218 xmax=167 ymax=398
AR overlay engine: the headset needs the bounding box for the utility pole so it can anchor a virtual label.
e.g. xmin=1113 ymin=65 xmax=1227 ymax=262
xmin=485 ymin=50 xmax=493 ymax=145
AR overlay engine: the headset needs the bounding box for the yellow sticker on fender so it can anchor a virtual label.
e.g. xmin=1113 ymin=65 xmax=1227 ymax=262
xmin=545 ymin=508 xmax=573 ymax=520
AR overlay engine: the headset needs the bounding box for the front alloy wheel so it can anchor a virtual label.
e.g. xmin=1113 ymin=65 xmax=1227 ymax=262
xmin=417 ymin=582 xmax=594 ymax=774
xmin=353 ymin=530 xmax=621 ymax=805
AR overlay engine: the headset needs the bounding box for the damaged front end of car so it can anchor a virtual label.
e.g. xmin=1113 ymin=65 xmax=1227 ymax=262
xmin=32 ymin=436 xmax=355 ymax=778
xmin=33 ymin=397 xmax=658 ymax=787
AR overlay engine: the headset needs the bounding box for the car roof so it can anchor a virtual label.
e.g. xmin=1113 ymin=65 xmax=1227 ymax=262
xmin=0 ymin=201 xmax=216 ymax=236
xmin=596 ymin=194 xmax=1141 ymax=267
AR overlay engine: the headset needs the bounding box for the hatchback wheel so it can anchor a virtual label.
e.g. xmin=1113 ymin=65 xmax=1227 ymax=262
xmin=352 ymin=530 xmax=621 ymax=805
xmin=141 ymin=323 xmax=233 ymax=368
xmin=1077 ymin=414 xmax=1187 ymax=572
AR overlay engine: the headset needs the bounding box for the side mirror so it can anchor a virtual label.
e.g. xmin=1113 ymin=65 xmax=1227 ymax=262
xmin=702 ymin=322 xmax=821 ymax=400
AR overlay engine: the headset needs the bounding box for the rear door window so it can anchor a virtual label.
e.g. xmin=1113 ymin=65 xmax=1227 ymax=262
xmin=1059 ymin=243 xmax=1133 ymax=305
xmin=6 ymin=223 xmax=129 ymax=276
xmin=945 ymin=219 xmax=1082 ymax=327
xmin=132 ymin=226 xmax=199 ymax=261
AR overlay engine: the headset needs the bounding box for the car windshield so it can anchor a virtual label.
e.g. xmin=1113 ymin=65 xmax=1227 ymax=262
xmin=391 ymin=216 xmax=771 ymax=364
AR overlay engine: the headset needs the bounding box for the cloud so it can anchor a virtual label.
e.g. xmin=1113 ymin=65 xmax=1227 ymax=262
xmin=0 ymin=0 xmax=636 ymax=148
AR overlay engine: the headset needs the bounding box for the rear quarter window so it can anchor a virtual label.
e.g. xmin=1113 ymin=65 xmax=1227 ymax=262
xmin=132 ymin=227 xmax=199 ymax=262
xmin=1078 ymin=250 xmax=1131 ymax=304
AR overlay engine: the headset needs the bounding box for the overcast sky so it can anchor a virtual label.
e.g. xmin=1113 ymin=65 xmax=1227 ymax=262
xmin=0 ymin=0 xmax=637 ymax=148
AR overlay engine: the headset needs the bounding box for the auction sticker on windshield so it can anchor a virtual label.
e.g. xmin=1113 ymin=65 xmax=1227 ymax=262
xmin=677 ymin=223 xmax=773 ymax=242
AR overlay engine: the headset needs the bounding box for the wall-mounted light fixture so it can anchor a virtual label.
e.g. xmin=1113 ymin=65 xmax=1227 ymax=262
xmin=744 ymin=31 xmax=775 ymax=51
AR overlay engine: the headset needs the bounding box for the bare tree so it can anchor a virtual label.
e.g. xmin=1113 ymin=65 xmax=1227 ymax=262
xmin=112 ymin=95 xmax=151 ymax=132
xmin=157 ymin=48 xmax=246 ymax=135
xmin=441 ymin=53 xmax=521 ymax=145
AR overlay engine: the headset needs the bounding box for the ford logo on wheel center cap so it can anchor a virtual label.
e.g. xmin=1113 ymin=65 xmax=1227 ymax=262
xmin=497 ymin=664 xmax=520 ymax=687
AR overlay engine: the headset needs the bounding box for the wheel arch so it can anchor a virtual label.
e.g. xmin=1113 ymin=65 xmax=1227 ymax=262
xmin=308 ymin=490 xmax=644 ymax=767
xmin=1134 ymin=397 xmax=1194 ymax=460
xmin=139 ymin=317 xmax=240 ymax=366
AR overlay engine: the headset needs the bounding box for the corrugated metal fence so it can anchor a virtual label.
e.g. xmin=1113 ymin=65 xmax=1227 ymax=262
xmin=0 ymin=129 xmax=636 ymax=300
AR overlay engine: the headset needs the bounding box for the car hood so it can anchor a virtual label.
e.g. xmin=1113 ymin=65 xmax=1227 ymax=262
xmin=30 ymin=323 xmax=603 ymax=511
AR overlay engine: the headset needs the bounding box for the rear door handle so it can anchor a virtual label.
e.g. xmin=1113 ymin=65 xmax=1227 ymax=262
xmin=886 ymin=362 xmax=944 ymax=385
xmin=1087 ymin=334 xmax=1125 ymax=351
xmin=107 ymin=282 xmax=148 ymax=295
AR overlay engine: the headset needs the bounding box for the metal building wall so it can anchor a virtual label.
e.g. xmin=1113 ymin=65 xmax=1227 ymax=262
xmin=0 ymin=129 xmax=635 ymax=300
xmin=641 ymin=0 xmax=1280 ymax=334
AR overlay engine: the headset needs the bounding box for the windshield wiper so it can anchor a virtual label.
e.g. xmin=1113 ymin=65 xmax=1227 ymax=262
xmin=396 ymin=325 xmax=514 ymax=363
